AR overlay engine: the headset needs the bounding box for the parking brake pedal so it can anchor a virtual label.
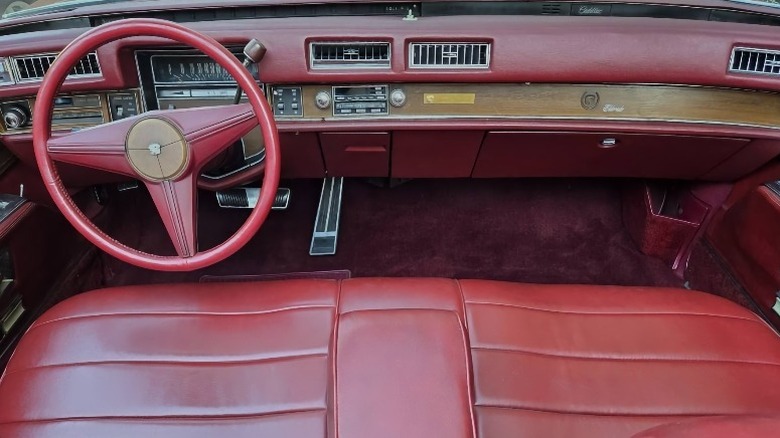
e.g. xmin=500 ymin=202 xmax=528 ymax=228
xmin=310 ymin=177 xmax=343 ymax=256
xmin=216 ymin=187 xmax=290 ymax=210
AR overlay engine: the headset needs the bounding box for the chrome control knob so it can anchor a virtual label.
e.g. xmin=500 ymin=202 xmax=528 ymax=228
xmin=389 ymin=89 xmax=406 ymax=108
xmin=3 ymin=106 xmax=27 ymax=129
xmin=315 ymin=91 xmax=331 ymax=110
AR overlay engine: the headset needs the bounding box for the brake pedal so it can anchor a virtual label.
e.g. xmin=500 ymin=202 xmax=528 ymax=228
xmin=310 ymin=177 xmax=343 ymax=256
xmin=216 ymin=187 xmax=290 ymax=210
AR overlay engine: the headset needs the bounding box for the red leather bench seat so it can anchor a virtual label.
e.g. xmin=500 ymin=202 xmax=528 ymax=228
xmin=0 ymin=278 xmax=778 ymax=437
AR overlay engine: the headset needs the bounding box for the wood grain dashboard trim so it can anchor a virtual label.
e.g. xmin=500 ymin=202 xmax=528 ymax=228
xmin=291 ymin=83 xmax=780 ymax=129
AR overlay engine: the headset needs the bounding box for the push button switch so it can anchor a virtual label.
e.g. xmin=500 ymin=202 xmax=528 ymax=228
xmin=272 ymin=86 xmax=303 ymax=117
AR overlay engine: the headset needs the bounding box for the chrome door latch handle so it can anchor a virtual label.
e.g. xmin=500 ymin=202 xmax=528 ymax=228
xmin=598 ymin=138 xmax=618 ymax=148
xmin=773 ymin=292 xmax=780 ymax=317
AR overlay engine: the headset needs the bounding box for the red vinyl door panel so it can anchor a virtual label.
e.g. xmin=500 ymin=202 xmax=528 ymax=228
xmin=709 ymin=186 xmax=780 ymax=321
xmin=473 ymin=132 xmax=748 ymax=179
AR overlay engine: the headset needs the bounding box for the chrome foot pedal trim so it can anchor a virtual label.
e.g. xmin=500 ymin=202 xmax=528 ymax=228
xmin=216 ymin=187 xmax=290 ymax=210
xmin=310 ymin=177 xmax=343 ymax=256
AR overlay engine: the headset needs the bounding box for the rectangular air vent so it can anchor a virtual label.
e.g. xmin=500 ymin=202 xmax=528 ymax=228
xmin=12 ymin=52 xmax=101 ymax=82
xmin=541 ymin=3 xmax=563 ymax=14
xmin=729 ymin=47 xmax=780 ymax=76
xmin=310 ymin=42 xmax=390 ymax=70
xmin=408 ymin=42 xmax=490 ymax=69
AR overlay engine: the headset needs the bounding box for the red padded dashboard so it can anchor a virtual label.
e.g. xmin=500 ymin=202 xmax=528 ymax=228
xmin=3 ymin=14 xmax=780 ymax=97
xmin=2 ymin=5 xmax=780 ymax=188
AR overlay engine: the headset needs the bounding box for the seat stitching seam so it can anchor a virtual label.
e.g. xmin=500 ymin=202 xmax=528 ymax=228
xmin=331 ymin=279 xmax=342 ymax=438
xmin=30 ymin=305 xmax=336 ymax=331
xmin=475 ymin=405 xmax=735 ymax=418
xmin=338 ymin=307 xmax=457 ymax=317
xmin=456 ymin=279 xmax=469 ymax=332
xmin=465 ymin=301 xmax=760 ymax=323
xmin=472 ymin=346 xmax=780 ymax=367
xmin=0 ymin=408 xmax=327 ymax=425
xmin=3 ymin=352 xmax=329 ymax=377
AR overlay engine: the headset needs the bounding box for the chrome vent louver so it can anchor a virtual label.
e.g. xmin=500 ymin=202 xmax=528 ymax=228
xmin=309 ymin=42 xmax=391 ymax=69
xmin=408 ymin=42 xmax=490 ymax=69
xmin=729 ymin=47 xmax=780 ymax=76
xmin=12 ymin=52 xmax=101 ymax=82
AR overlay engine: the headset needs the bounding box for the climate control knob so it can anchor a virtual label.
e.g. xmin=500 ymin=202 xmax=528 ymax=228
xmin=389 ymin=89 xmax=406 ymax=108
xmin=314 ymin=91 xmax=331 ymax=110
xmin=3 ymin=106 xmax=27 ymax=130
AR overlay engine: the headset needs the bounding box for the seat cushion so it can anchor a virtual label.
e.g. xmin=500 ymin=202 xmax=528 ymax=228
xmin=0 ymin=280 xmax=340 ymax=438
xmin=461 ymin=281 xmax=780 ymax=437
xmin=1 ymin=278 xmax=779 ymax=438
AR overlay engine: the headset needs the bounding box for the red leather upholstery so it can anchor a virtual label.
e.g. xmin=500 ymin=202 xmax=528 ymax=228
xmin=335 ymin=279 xmax=475 ymax=438
xmin=1 ymin=278 xmax=779 ymax=437
xmin=632 ymin=416 xmax=780 ymax=437
xmin=0 ymin=280 xmax=339 ymax=437
xmin=461 ymin=281 xmax=780 ymax=437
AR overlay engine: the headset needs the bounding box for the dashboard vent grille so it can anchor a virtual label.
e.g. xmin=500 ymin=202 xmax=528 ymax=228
xmin=729 ymin=47 xmax=780 ymax=76
xmin=12 ymin=52 xmax=101 ymax=82
xmin=541 ymin=3 xmax=563 ymax=14
xmin=409 ymin=42 xmax=490 ymax=69
xmin=310 ymin=42 xmax=391 ymax=69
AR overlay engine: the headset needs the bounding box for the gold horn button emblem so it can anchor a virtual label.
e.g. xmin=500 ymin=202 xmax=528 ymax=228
xmin=125 ymin=118 xmax=188 ymax=181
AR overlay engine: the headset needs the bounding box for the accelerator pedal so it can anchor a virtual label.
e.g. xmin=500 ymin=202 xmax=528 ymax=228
xmin=310 ymin=177 xmax=344 ymax=256
xmin=216 ymin=187 xmax=290 ymax=210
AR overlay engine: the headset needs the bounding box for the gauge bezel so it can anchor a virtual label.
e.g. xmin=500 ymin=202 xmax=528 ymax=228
xmin=0 ymin=58 xmax=15 ymax=86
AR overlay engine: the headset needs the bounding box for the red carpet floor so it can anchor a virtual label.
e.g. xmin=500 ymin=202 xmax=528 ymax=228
xmin=95 ymin=178 xmax=683 ymax=288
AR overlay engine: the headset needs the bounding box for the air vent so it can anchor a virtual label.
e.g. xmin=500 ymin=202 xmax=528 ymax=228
xmin=729 ymin=47 xmax=780 ymax=76
xmin=541 ymin=3 xmax=563 ymax=14
xmin=409 ymin=42 xmax=491 ymax=69
xmin=12 ymin=52 xmax=101 ymax=82
xmin=310 ymin=42 xmax=391 ymax=69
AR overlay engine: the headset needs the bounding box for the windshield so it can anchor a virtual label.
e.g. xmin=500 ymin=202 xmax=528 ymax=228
xmin=2 ymin=0 xmax=133 ymax=18
xmin=3 ymin=0 xmax=780 ymax=19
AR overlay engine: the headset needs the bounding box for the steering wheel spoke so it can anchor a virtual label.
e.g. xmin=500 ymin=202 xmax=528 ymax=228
xmin=145 ymin=175 xmax=198 ymax=258
xmin=155 ymin=103 xmax=258 ymax=173
xmin=46 ymin=118 xmax=140 ymax=177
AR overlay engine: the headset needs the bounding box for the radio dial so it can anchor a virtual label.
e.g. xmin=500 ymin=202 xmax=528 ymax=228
xmin=3 ymin=106 xmax=27 ymax=129
xmin=389 ymin=89 xmax=406 ymax=108
xmin=315 ymin=91 xmax=331 ymax=109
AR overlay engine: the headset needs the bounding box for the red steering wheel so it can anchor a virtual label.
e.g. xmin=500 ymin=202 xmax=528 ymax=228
xmin=33 ymin=19 xmax=280 ymax=272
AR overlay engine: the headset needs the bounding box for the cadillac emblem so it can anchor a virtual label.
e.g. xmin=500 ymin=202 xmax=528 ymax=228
xmin=581 ymin=91 xmax=600 ymax=110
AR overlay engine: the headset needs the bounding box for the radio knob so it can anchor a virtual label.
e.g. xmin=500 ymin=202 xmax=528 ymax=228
xmin=3 ymin=106 xmax=27 ymax=129
xmin=314 ymin=91 xmax=331 ymax=110
xmin=389 ymin=89 xmax=406 ymax=108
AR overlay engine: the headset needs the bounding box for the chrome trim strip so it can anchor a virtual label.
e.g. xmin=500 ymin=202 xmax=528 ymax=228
xmin=278 ymin=114 xmax=780 ymax=130
xmin=767 ymin=181 xmax=780 ymax=198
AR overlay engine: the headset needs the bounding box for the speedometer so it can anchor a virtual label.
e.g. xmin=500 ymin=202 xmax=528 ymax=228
xmin=150 ymin=55 xmax=256 ymax=84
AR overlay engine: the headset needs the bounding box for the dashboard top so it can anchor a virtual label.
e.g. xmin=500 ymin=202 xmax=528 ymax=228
xmin=4 ymin=0 xmax=780 ymax=35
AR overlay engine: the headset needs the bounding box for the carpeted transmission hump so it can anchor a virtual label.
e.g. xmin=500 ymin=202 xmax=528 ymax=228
xmin=97 ymin=178 xmax=682 ymax=288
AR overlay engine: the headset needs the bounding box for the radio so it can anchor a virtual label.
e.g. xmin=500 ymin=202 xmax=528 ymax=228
xmin=332 ymin=85 xmax=388 ymax=116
